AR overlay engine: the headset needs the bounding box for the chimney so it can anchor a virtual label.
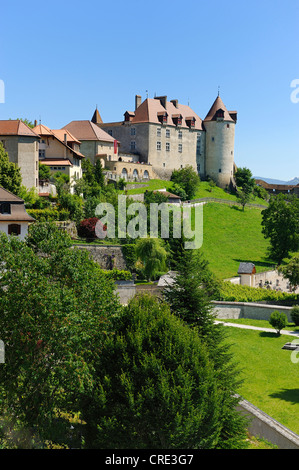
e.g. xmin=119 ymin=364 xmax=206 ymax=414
xmin=34 ymin=120 xmax=37 ymax=127
xmin=170 ymin=99 xmax=178 ymax=108
xmin=64 ymin=133 xmax=68 ymax=145
xmin=135 ymin=95 xmax=142 ymax=110
xmin=155 ymin=96 xmax=167 ymax=109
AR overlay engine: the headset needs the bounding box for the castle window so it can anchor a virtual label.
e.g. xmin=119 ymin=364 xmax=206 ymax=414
xmin=227 ymin=124 xmax=230 ymax=128
xmin=157 ymin=128 xmax=161 ymax=137
xmin=166 ymin=129 xmax=170 ymax=138
xmin=186 ymin=117 xmax=195 ymax=128
xmin=178 ymin=130 xmax=182 ymax=139
xmin=166 ymin=142 xmax=170 ymax=152
xmin=219 ymin=169 xmax=222 ymax=173
xmin=157 ymin=112 xmax=168 ymax=124
xmin=131 ymin=127 xmax=136 ymax=136
xmin=212 ymin=137 xmax=215 ymax=142
xmin=178 ymin=144 xmax=182 ymax=153
xmin=130 ymin=141 xmax=136 ymax=151
xmin=108 ymin=130 xmax=113 ymax=136
xmin=157 ymin=141 xmax=161 ymax=151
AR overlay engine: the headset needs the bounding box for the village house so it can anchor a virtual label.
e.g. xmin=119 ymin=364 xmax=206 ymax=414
xmin=0 ymin=187 xmax=35 ymax=240
xmin=62 ymin=117 xmax=118 ymax=166
xmin=0 ymin=120 xmax=40 ymax=190
xmin=33 ymin=123 xmax=85 ymax=194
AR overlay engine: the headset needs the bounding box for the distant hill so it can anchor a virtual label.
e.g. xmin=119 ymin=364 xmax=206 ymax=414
xmin=254 ymin=176 xmax=299 ymax=186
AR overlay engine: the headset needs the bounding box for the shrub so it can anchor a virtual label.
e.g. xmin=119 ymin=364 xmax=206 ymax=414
xmin=77 ymin=217 xmax=106 ymax=239
xmin=291 ymin=305 xmax=299 ymax=326
xmin=269 ymin=311 xmax=287 ymax=335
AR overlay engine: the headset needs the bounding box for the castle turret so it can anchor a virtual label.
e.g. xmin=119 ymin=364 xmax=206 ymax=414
xmin=204 ymin=95 xmax=237 ymax=188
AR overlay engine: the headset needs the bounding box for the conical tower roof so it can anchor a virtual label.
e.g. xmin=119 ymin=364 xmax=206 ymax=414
xmin=204 ymin=95 xmax=234 ymax=123
xmin=91 ymin=107 xmax=103 ymax=125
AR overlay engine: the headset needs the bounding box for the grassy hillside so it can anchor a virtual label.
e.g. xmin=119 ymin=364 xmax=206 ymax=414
xmin=200 ymin=202 xmax=274 ymax=279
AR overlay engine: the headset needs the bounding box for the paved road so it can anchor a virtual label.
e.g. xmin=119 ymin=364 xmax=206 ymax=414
xmin=215 ymin=320 xmax=299 ymax=338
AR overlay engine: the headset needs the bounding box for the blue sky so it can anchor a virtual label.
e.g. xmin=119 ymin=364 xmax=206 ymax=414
xmin=1 ymin=0 xmax=298 ymax=181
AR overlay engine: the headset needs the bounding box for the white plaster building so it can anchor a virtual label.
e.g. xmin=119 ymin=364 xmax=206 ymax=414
xmin=0 ymin=187 xmax=35 ymax=240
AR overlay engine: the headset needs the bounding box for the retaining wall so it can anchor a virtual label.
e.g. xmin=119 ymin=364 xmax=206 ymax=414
xmin=212 ymin=301 xmax=293 ymax=322
xmin=237 ymin=398 xmax=299 ymax=449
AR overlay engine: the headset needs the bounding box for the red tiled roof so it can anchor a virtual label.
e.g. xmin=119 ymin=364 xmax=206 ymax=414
xmin=63 ymin=121 xmax=115 ymax=143
xmin=130 ymin=98 xmax=203 ymax=130
xmin=41 ymin=159 xmax=73 ymax=166
xmin=0 ymin=120 xmax=40 ymax=138
xmin=33 ymin=124 xmax=85 ymax=159
xmin=204 ymin=96 xmax=235 ymax=123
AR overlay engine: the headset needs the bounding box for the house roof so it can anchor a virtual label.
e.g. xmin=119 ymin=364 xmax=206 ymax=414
xmin=33 ymin=124 xmax=85 ymax=159
xmin=0 ymin=120 xmax=40 ymax=138
xmin=238 ymin=262 xmax=256 ymax=274
xmin=0 ymin=186 xmax=24 ymax=202
xmin=154 ymin=190 xmax=181 ymax=199
xmin=129 ymin=97 xmax=203 ymax=130
xmin=204 ymin=96 xmax=235 ymax=123
xmin=41 ymin=159 xmax=73 ymax=166
xmin=255 ymin=179 xmax=298 ymax=191
xmin=0 ymin=187 xmax=35 ymax=222
xmin=51 ymin=129 xmax=81 ymax=145
xmin=63 ymin=120 xmax=115 ymax=143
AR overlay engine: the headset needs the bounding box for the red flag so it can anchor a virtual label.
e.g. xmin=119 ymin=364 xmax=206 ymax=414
xmin=114 ymin=139 xmax=117 ymax=154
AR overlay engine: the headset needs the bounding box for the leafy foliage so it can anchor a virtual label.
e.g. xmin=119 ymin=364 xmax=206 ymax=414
xmin=0 ymin=142 xmax=22 ymax=195
xmin=135 ymin=237 xmax=167 ymax=281
xmin=269 ymin=311 xmax=287 ymax=335
xmin=0 ymin=227 xmax=120 ymax=447
xmin=170 ymin=165 xmax=200 ymax=200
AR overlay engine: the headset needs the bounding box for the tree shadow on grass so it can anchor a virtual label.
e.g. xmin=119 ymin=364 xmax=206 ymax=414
xmin=259 ymin=331 xmax=280 ymax=339
xmin=269 ymin=389 xmax=299 ymax=405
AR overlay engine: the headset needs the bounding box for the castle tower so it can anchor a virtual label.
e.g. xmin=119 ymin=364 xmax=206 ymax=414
xmin=203 ymin=95 xmax=237 ymax=188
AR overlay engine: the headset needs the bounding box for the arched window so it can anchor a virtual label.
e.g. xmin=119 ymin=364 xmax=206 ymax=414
xmin=121 ymin=168 xmax=128 ymax=180
xmin=133 ymin=169 xmax=139 ymax=179
xmin=143 ymin=170 xmax=149 ymax=179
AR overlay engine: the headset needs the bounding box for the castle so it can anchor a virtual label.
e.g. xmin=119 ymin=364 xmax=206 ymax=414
xmin=94 ymin=93 xmax=237 ymax=189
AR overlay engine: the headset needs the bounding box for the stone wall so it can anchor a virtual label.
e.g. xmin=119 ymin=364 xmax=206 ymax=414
xmin=73 ymin=244 xmax=128 ymax=270
xmin=237 ymin=398 xmax=299 ymax=449
xmin=212 ymin=301 xmax=293 ymax=322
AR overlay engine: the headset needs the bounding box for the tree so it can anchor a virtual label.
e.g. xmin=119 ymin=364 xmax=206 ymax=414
xmin=170 ymin=165 xmax=200 ymax=200
xmin=39 ymin=162 xmax=51 ymax=181
xmin=83 ymin=295 xmax=248 ymax=449
xmin=0 ymin=226 xmax=120 ymax=447
xmin=94 ymin=159 xmax=105 ymax=188
xmin=170 ymin=183 xmax=188 ymax=201
xmin=163 ymin=249 xmax=219 ymax=338
xmin=135 ymin=237 xmax=168 ymax=281
xmin=261 ymin=194 xmax=299 ymax=263
xmin=162 ymin=249 xmax=248 ymax=448
xmin=236 ymin=188 xmax=252 ymax=211
xmin=234 ymin=167 xmax=255 ymax=195
xmin=0 ymin=142 xmax=22 ymax=195
xmin=290 ymin=305 xmax=299 ymax=326
xmin=279 ymin=255 xmax=299 ymax=292
xmin=269 ymin=311 xmax=287 ymax=335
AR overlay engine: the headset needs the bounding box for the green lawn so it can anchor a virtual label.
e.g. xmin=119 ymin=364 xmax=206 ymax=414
xmin=201 ymin=203 xmax=274 ymax=279
xmin=125 ymin=179 xmax=173 ymax=195
xmin=193 ymin=181 xmax=268 ymax=206
xmin=218 ymin=318 xmax=299 ymax=332
xmin=224 ymin=326 xmax=299 ymax=435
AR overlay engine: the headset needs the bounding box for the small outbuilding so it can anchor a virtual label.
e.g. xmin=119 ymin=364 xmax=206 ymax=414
xmin=238 ymin=262 xmax=256 ymax=287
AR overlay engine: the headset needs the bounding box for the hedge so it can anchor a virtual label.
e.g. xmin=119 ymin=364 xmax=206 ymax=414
xmin=27 ymin=208 xmax=70 ymax=221
xmin=217 ymin=281 xmax=298 ymax=303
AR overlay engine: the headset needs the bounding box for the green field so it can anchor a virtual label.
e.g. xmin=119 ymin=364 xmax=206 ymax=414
xmin=201 ymin=202 xmax=273 ymax=279
xmin=224 ymin=326 xmax=299 ymax=435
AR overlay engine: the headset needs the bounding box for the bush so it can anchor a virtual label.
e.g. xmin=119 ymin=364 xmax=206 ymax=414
xmin=269 ymin=311 xmax=287 ymax=335
xmin=27 ymin=208 xmax=70 ymax=221
xmin=291 ymin=305 xmax=299 ymax=326
xmin=77 ymin=217 xmax=106 ymax=239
